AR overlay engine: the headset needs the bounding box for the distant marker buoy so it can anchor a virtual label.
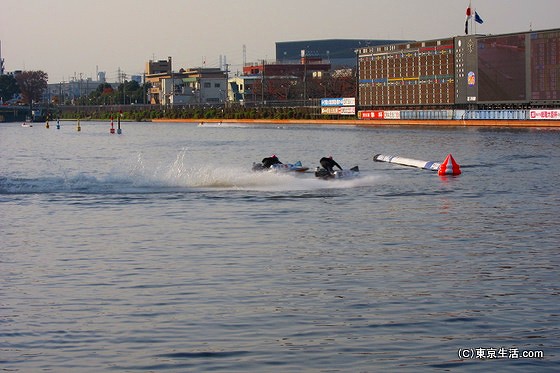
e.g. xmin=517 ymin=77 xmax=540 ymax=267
xmin=45 ymin=120 xmax=50 ymax=129
xmin=438 ymin=154 xmax=461 ymax=176
xmin=77 ymin=119 xmax=81 ymax=132
xmin=110 ymin=117 xmax=115 ymax=134
xmin=117 ymin=111 xmax=122 ymax=134
xmin=56 ymin=119 xmax=60 ymax=130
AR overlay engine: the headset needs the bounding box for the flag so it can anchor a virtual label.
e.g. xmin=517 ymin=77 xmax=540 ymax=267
xmin=475 ymin=11 xmax=483 ymax=24
xmin=465 ymin=2 xmax=472 ymax=34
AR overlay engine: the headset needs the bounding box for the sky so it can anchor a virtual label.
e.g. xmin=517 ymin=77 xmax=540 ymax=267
xmin=1 ymin=0 xmax=558 ymax=83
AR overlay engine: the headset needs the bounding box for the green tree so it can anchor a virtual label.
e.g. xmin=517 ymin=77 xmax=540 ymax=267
xmin=87 ymin=83 xmax=115 ymax=105
xmin=116 ymin=80 xmax=144 ymax=104
xmin=0 ymin=74 xmax=19 ymax=102
xmin=15 ymin=70 xmax=48 ymax=110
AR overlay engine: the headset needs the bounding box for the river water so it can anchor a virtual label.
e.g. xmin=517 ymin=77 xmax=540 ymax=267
xmin=1 ymin=121 xmax=559 ymax=372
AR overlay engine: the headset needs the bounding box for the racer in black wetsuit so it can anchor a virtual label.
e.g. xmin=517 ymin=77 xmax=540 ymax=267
xmin=320 ymin=156 xmax=342 ymax=174
xmin=261 ymin=155 xmax=282 ymax=168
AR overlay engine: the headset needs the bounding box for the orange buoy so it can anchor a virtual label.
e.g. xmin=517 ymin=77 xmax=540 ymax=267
xmin=438 ymin=154 xmax=461 ymax=176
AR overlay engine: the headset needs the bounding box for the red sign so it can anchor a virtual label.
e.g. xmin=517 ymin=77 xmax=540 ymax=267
xmin=530 ymin=109 xmax=560 ymax=120
xmin=359 ymin=110 xmax=384 ymax=119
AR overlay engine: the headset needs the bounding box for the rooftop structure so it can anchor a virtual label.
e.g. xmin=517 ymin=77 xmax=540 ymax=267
xmin=146 ymin=57 xmax=172 ymax=75
xmin=277 ymin=39 xmax=412 ymax=68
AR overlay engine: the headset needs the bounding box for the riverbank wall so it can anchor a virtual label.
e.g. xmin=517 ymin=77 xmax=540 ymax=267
xmin=153 ymin=118 xmax=560 ymax=128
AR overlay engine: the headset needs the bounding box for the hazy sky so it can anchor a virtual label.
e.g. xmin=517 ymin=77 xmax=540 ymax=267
xmin=1 ymin=0 xmax=557 ymax=83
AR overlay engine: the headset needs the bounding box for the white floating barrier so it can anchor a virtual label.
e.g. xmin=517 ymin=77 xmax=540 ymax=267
xmin=373 ymin=153 xmax=461 ymax=175
xmin=373 ymin=154 xmax=441 ymax=171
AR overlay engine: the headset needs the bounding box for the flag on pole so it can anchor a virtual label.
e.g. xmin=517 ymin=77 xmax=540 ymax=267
xmin=475 ymin=11 xmax=483 ymax=24
xmin=465 ymin=2 xmax=472 ymax=34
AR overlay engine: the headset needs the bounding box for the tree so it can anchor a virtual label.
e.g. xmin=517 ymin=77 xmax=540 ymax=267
xmin=96 ymin=82 xmax=114 ymax=94
xmin=0 ymin=74 xmax=19 ymax=102
xmin=15 ymin=70 xmax=48 ymax=110
xmin=118 ymin=80 xmax=140 ymax=104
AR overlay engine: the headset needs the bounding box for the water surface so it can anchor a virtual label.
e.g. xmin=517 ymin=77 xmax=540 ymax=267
xmin=1 ymin=121 xmax=559 ymax=372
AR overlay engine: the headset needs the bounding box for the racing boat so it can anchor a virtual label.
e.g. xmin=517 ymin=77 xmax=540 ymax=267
xmin=252 ymin=161 xmax=309 ymax=173
xmin=314 ymin=166 xmax=360 ymax=180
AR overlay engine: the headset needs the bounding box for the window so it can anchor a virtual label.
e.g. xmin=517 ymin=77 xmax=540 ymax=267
xmin=214 ymin=83 xmax=220 ymax=88
xmin=204 ymin=82 xmax=211 ymax=88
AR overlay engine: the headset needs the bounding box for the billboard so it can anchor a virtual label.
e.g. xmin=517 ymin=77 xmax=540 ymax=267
xmin=530 ymin=30 xmax=560 ymax=101
xmin=321 ymin=97 xmax=356 ymax=107
xmin=530 ymin=109 xmax=560 ymax=120
xmin=359 ymin=110 xmax=384 ymax=119
xmin=321 ymin=106 xmax=356 ymax=115
xmin=477 ymin=34 xmax=527 ymax=102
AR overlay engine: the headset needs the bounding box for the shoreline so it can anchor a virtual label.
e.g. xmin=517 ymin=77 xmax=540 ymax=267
xmin=152 ymin=118 xmax=560 ymax=128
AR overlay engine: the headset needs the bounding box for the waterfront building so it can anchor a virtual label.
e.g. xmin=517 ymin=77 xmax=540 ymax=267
xmin=239 ymin=54 xmax=331 ymax=105
xmin=227 ymin=75 xmax=262 ymax=103
xmin=145 ymin=58 xmax=227 ymax=105
xmin=276 ymin=39 xmax=411 ymax=68
xmin=357 ymin=28 xmax=560 ymax=112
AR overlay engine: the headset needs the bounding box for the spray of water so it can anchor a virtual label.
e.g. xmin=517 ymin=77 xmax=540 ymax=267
xmin=1 ymin=148 xmax=383 ymax=194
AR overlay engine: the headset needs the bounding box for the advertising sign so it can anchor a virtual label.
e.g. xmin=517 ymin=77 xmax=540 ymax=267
xmin=383 ymin=111 xmax=401 ymax=119
xmin=321 ymin=106 xmax=356 ymax=115
xmin=321 ymin=97 xmax=356 ymax=107
xmin=530 ymin=109 xmax=560 ymax=120
xmin=339 ymin=106 xmax=356 ymax=115
xmin=359 ymin=110 xmax=384 ymax=119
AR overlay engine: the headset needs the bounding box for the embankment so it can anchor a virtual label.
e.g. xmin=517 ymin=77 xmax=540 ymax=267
xmin=153 ymin=118 xmax=560 ymax=128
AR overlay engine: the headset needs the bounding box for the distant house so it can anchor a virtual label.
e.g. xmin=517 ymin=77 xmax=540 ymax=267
xmin=145 ymin=58 xmax=227 ymax=105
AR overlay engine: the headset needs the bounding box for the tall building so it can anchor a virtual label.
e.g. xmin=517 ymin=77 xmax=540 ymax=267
xmin=277 ymin=39 xmax=411 ymax=68
xmin=357 ymin=28 xmax=560 ymax=110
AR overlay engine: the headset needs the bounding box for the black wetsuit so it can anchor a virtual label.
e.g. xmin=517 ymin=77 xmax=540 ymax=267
xmin=262 ymin=156 xmax=282 ymax=168
xmin=320 ymin=157 xmax=342 ymax=173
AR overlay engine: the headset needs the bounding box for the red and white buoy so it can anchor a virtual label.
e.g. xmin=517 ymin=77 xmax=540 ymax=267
xmin=438 ymin=154 xmax=461 ymax=176
xmin=110 ymin=117 xmax=115 ymax=134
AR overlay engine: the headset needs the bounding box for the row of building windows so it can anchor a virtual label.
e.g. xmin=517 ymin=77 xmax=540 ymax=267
xmin=362 ymin=50 xmax=453 ymax=61
xmin=360 ymin=85 xmax=454 ymax=105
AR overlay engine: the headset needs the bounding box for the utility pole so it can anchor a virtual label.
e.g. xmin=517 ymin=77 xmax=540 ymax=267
xmin=224 ymin=63 xmax=229 ymax=106
xmin=261 ymin=59 xmax=265 ymax=106
xmin=0 ymin=40 xmax=4 ymax=75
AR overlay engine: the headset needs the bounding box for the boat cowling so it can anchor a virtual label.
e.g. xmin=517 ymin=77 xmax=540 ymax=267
xmin=252 ymin=162 xmax=265 ymax=171
xmin=314 ymin=168 xmax=334 ymax=179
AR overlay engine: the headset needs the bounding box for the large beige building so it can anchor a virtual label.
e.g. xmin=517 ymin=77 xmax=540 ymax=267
xmin=145 ymin=58 xmax=227 ymax=105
